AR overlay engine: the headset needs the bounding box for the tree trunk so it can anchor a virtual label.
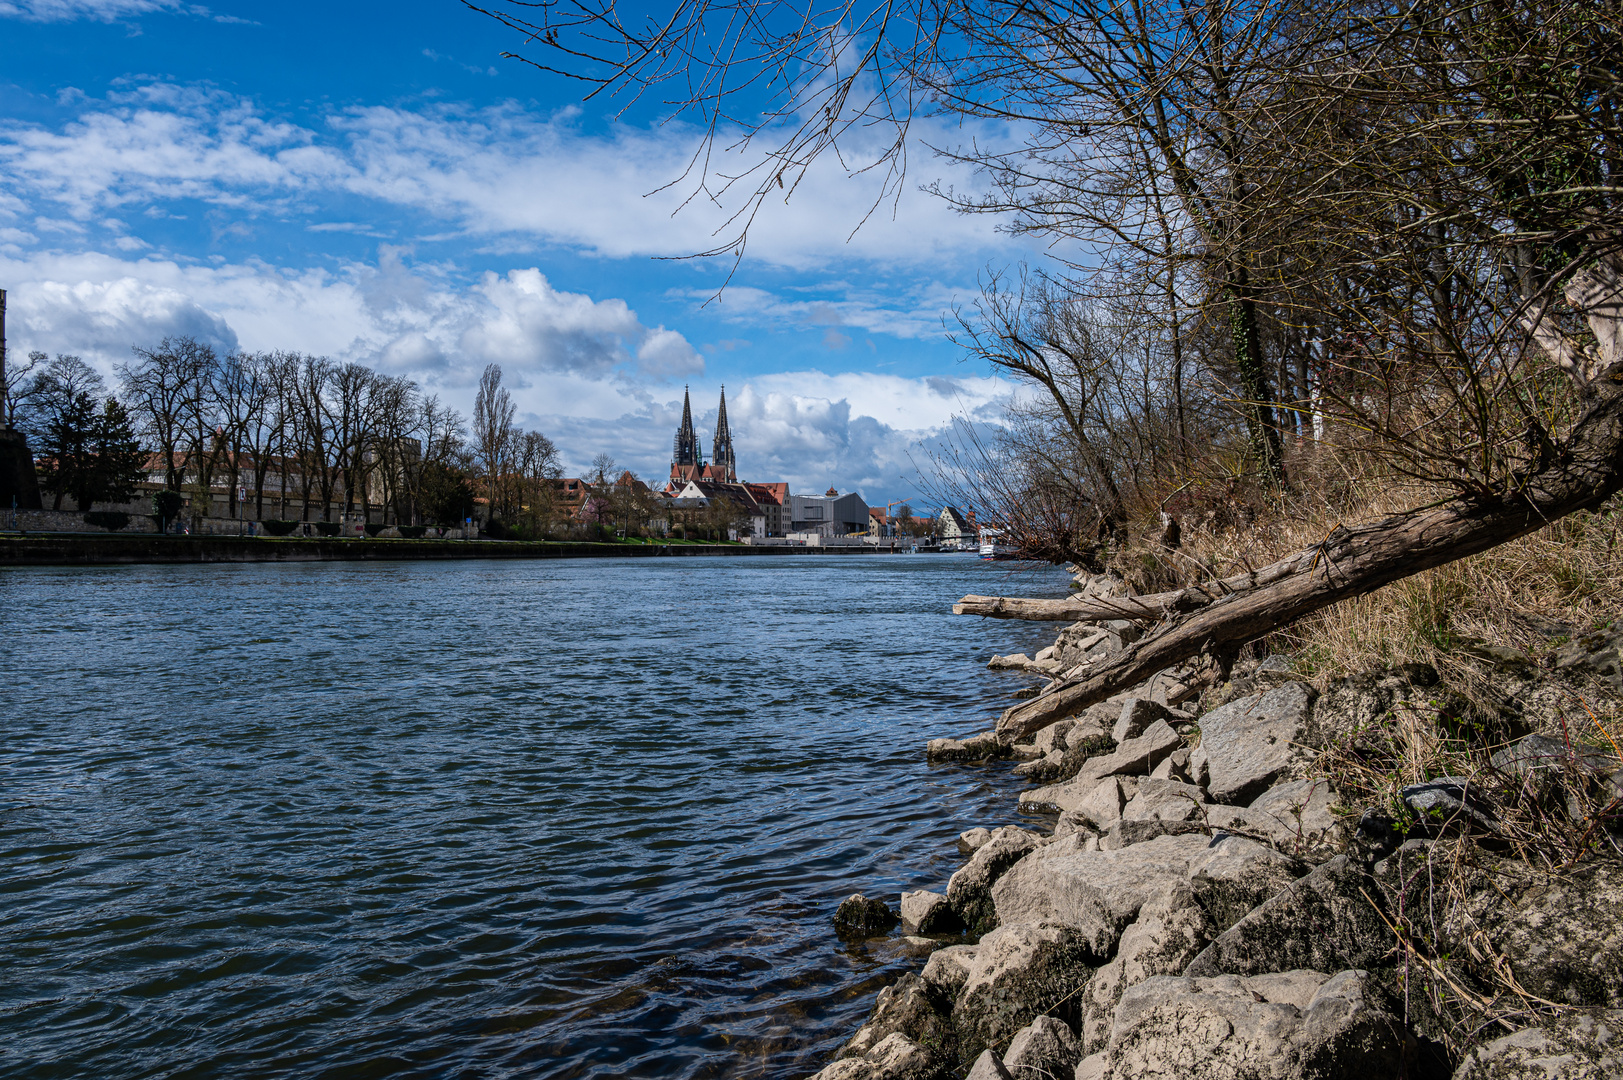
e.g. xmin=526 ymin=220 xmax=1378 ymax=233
xmin=954 ymin=592 xmax=1207 ymax=622
xmin=989 ymin=384 xmax=1623 ymax=742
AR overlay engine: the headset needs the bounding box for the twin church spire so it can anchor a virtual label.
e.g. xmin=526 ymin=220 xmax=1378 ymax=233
xmin=670 ymin=386 xmax=736 ymax=486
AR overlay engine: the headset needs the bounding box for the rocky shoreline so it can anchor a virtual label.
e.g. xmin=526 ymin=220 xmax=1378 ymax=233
xmin=816 ymin=570 xmax=1623 ymax=1080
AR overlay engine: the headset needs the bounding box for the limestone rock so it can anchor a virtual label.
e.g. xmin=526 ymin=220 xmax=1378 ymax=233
xmin=1034 ymin=719 xmax=1077 ymax=756
xmin=1080 ymin=884 xmax=1215 ymax=1052
xmin=1550 ymin=627 xmax=1623 ymax=691
xmin=1496 ymin=862 xmax=1623 ymax=1007
xmin=963 ymin=1049 xmax=1014 ymax=1080
xmin=949 ymin=827 xmax=1045 ymax=935
xmin=1454 ymin=1011 xmax=1623 ymax=1079
xmin=836 ymin=894 xmax=900 ymax=937
xmin=928 ymin=732 xmax=1007 ymax=763
xmin=993 ymin=833 xmax=1301 ymax=961
xmin=1014 ymin=749 xmax=1067 ymax=781
xmin=1307 ymin=667 xmax=1438 ymax=751
xmin=1198 ymin=682 xmax=1315 ymax=804
xmin=1099 ymin=969 xmax=1411 ymax=1080
xmin=1242 ymin=778 xmax=1341 ymax=856
xmin=991 ymin=653 xmax=1035 ymax=670
xmin=921 ymin=944 xmax=980 ymax=998
xmin=1003 ymin=1014 xmax=1081 ymax=1079
xmin=1183 ymin=856 xmax=1394 ymax=978
xmin=1112 ymin=699 xmax=1181 ymax=744
xmin=1121 ymin=778 xmax=1207 ymax=823
xmin=815 ymin=1030 xmax=947 ymax=1080
xmin=901 ymin=890 xmax=962 ymax=935
xmin=838 ymin=973 xmax=955 ymax=1064
xmin=1023 ymin=724 xmax=1180 ymax=811
xmin=1492 ymin=733 xmax=1617 ymax=779
xmin=961 ymin=827 xmax=994 ymax=853
xmin=952 ymin=921 xmax=1093 ymax=1066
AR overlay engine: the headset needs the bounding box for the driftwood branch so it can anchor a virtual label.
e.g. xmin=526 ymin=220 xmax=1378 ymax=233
xmin=992 ymin=380 xmax=1623 ymax=742
xmin=953 ymin=591 xmax=1207 ymax=622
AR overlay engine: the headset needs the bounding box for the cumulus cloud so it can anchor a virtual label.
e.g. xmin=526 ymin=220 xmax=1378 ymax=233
xmin=0 ymin=251 xmax=701 ymax=389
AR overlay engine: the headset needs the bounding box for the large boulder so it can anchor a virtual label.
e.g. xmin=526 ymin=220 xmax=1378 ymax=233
xmin=1095 ymin=969 xmax=1416 ymax=1080
xmin=948 ymin=827 xmax=1045 ymax=935
xmin=1495 ymin=862 xmax=1623 ymax=1007
xmin=1183 ymin=856 xmax=1395 ymax=978
xmin=1002 ymin=1014 xmax=1081 ymax=1079
xmin=992 ymin=832 xmax=1302 ymax=961
xmin=1453 ymin=1011 xmax=1623 ymax=1079
xmin=813 ymin=1031 xmax=948 ymax=1080
xmin=951 ymin=922 xmax=1094 ymax=1065
xmin=1080 ymin=884 xmax=1215 ymax=1052
xmin=838 ymin=973 xmax=956 ymax=1064
xmin=1197 ymin=682 xmax=1315 ymax=804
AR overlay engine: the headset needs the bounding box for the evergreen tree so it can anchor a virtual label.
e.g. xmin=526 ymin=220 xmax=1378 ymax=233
xmin=89 ymin=398 xmax=147 ymax=508
xmin=37 ymin=389 xmax=97 ymax=511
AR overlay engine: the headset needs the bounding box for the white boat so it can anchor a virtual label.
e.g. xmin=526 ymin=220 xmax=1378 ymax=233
xmin=978 ymin=528 xmax=1017 ymax=560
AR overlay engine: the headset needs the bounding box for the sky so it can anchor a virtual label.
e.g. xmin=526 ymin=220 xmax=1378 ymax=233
xmin=0 ymin=0 xmax=1029 ymax=504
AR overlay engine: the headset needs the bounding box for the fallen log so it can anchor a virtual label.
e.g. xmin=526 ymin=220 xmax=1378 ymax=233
xmin=952 ymin=591 xmax=1203 ymax=622
xmin=993 ymin=380 xmax=1623 ymax=742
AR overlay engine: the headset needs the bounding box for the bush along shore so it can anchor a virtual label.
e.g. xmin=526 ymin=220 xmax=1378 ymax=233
xmin=819 ymin=568 xmax=1623 ymax=1080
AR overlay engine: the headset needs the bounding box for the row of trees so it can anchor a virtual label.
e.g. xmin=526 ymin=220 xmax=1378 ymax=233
xmin=3 ymin=341 xmax=578 ymax=528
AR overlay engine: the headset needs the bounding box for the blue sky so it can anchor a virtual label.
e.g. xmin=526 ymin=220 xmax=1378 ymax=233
xmin=0 ymin=0 xmax=1026 ymax=502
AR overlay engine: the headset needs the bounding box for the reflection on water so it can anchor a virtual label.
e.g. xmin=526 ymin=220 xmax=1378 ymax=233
xmin=0 ymin=555 xmax=1069 ymax=1079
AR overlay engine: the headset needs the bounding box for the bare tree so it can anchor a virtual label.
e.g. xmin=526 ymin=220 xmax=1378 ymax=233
xmin=473 ymin=364 xmax=518 ymax=519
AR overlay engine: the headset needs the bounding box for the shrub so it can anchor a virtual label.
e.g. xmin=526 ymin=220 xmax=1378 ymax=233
xmin=670 ymin=525 xmax=685 ymax=540
xmin=83 ymin=511 xmax=129 ymax=532
xmin=260 ymin=519 xmax=299 ymax=537
xmin=151 ymin=490 xmax=185 ymax=530
xmin=364 ymin=522 xmax=388 ymax=537
xmin=313 ymin=521 xmax=341 ymax=537
xmin=398 ymin=525 xmax=427 ymax=539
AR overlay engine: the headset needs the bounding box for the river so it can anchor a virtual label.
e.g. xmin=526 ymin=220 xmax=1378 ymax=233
xmin=0 ymin=554 xmax=1070 ymax=1079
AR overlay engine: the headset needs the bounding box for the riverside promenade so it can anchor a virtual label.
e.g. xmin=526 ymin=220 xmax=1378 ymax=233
xmin=0 ymin=535 xmax=900 ymax=566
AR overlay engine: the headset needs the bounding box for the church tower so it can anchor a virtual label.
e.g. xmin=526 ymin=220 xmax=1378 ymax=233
xmin=711 ymin=386 xmax=737 ymax=483
xmin=671 ymin=386 xmax=703 ymax=485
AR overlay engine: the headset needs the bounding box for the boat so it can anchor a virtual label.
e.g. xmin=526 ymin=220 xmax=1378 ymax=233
xmin=978 ymin=528 xmax=1018 ymax=560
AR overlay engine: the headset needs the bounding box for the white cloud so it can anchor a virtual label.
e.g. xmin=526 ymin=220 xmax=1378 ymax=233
xmin=0 ymin=0 xmax=178 ymax=20
xmin=0 ymin=84 xmax=1004 ymax=271
xmin=0 ymin=251 xmax=701 ymax=392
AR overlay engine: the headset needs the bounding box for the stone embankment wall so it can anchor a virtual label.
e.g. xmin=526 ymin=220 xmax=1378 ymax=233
xmin=819 ymin=570 xmax=1623 ymax=1080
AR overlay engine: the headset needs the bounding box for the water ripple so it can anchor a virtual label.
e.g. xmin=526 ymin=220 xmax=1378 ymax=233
xmin=0 ymin=555 xmax=1068 ymax=1079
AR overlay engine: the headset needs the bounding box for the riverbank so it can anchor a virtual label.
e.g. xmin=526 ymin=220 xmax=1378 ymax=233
xmin=0 ymin=534 xmax=911 ymax=566
xmin=817 ymin=567 xmax=1623 ymax=1080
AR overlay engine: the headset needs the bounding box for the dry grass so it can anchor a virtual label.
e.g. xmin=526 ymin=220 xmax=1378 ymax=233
xmin=1108 ymin=452 xmax=1623 ymax=1048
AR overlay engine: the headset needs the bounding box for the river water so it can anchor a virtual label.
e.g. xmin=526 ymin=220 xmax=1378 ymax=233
xmin=0 ymin=554 xmax=1070 ymax=1079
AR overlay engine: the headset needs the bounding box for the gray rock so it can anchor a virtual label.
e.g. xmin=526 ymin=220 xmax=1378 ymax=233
xmin=815 ymin=1031 xmax=947 ymax=1080
xmin=1100 ymin=969 xmax=1411 ymax=1080
xmin=1147 ymin=747 xmax=1193 ymax=784
xmin=1010 ymin=743 xmax=1044 ymax=762
xmin=921 ymin=944 xmax=980 ymax=998
xmin=1198 ymin=682 xmax=1315 ymax=804
xmin=1454 ymin=1010 xmax=1623 ymax=1079
xmin=949 ymin=828 xmax=1044 ymax=935
xmin=1401 ymin=776 xmax=1500 ymax=833
xmin=961 ymin=827 xmax=994 ymax=852
xmin=991 ymin=653 xmax=1035 ymax=670
xmin=928 ymin=732 xmax=1008 ymax=763
xmin=1307 ymin=668 xmax=1437 ymax=751
xmin=1183 ymin=856 xmax=1395 ymax=978
xmin=1003 ymin=1015 xmax=1081 ymax=1079
xmin=1073 ymin=1051 xmax=1108 ymax=1080
xmin=952 ymin=921 xmax=1093 ymax=1067
xmin=1112 ymin=699 xmax=1179 ymax=744
xmin=1121 ymin=778 xmax=1207 ymax=823
xmin=836 ymin=893 xmax=900 ymax=936
xmin=992 ymin=832 xmax=1300 ymax=961
xmin=1024 ymin=724 xmax=1181 ymax=811
xmin=1098 ymin=818 xmax=1206 ymax=851
xmin=838 ymin=973 xmax=955 ymax=1065
xmin=1034 ymin=719 xmax=1077 ymax=756
xmin=1245 ymin=778 xmax=1341 ymax=856
xmin=1492 ymin=733 xmax=1617 ymax=778
xmin=1551 ymin=627 xmax=1623 ymax=691
xmin=1080 ymin=884 xmax=1214 ymax=1052
xmin=964 ymin=1049 xmax=1014 ymax=1080
xmin=1496 ymin=862 xmax=1623 ymax=1007
xmin=901 ymin=890 xmax=962 ymax=935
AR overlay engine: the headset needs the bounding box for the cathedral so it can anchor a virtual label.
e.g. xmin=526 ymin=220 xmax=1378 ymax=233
xmin=668 ymin=386 xmax=737 ymax=487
